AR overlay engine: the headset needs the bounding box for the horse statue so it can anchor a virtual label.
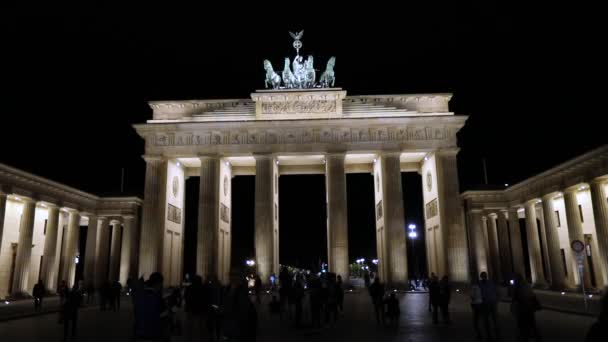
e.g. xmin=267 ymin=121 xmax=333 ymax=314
xmin=304 ymin=55 xmax=316 ymax=88
xmin=263 ymin=60 xmax=282 ymax=89
xmin=282 ymin=57 xmax=297 ymax=89
xmin=319 ymin=56 xmax=336 ymax=88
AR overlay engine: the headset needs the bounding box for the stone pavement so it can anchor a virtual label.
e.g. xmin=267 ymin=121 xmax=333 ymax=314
xmin=0 ymin=290 xmax=597 ymax=342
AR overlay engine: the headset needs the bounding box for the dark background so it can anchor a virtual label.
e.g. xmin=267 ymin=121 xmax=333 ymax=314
xmin=0 ymin=4 xmax=602 ymax=274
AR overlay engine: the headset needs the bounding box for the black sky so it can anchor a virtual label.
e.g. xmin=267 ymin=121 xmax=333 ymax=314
xmin=0 ymin=4 xmax=603 ymax=269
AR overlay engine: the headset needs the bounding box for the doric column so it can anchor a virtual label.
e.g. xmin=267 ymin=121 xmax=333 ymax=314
xmin=83 ymin=214 xmax=98 ymax=287
xmin=496 ymin=210 xmax=513 ymax=281
xmin=61 ymin=209 xmax=80 ymax=288
xmin=119 ymin=215 xmax=136 ymax=285
xmin=541 ymin=193 xmax=567 ymax=289
xmin=109 ymin=220 xmax=122 ymax=282
xmin=590 ymin=178 xmax=608 ymax=287
xmin=95 ymin=217 xmax=111 ymax=287
xmin=254 ymin=155 xmax=275 ymax=285
xmin=508 ymin=208 xmax=526 ymax=277
xmin=11 ymin=198 xmax=37 ymax=297
xmin=40 ymin=204 xmax=60 ymax=291
xmin=486 ymin=213 xmax=502 ymax=282
xmin=524 ymin=200 xmax=546 ymax=286
xmin=198 ymin=156 xmax=220 ymax=278
xmin=435 ymin=150 xmax=469 ymax=282
xmin=0 ymin=192 xmax=7 ymax=257
xmin=381 ymin=152 xmax=408 ymax=286
xmin=469 ymin=209 xmax=488 ymax=276
xmin=138 ymin=156 xmax=167 ymax=278
xmin=564 ymin=187 xmax=593 ymax=288
xmin=326 ymin=153 xmax=349 ymax=283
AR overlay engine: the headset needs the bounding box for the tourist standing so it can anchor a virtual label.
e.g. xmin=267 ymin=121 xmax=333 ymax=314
xmin=254 ymin=274 xmax=262 ymax=304
xmin=134 ymin=272 xmax=170 ymax=342
xmin=62 ymin=281 xmax=84 ymax=342
xmin=336 ymin=275 xmax=344 ymax=314
xmin=438 ymin=275 xmax=452 ymax=324
xmin=385 ymin=292 xmax=401 ymax=327
xmin=32 ymin=280 xmax=45 ymax=311
xmin=368 ymin=276 xmax=385 ymax=324
xmin=510 ymin=273 xmax=542 ymax=341
xmin=470 ymin=280 xmax=484 ymax=340
xmin=479 ymin=272 xmax=500 ymax=340
xmin=184 ymin=275 xmax=205 ymax=342
xmin=112 ymin=280 xmax=122 ymax=311
xmin=428 ymin=274 xmax=441 ymax=323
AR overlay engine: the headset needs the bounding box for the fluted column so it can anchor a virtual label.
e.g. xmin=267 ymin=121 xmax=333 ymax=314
xmin=381 ymin=152 xmax=408 ymax=286
xmin=541 ymin=193 xmax=567 ymax=289
xmin=524 ymin=200 xmax=546 ymax=285
xmin=508 ymin=208 xmax=526 ymax=277
xmin=0 ymin=192 xmax=7 ymax=257
xmin=469 ymin=209 xmax=488 ymax=276
xmin=326 ymin=153 xmax=349 ymax=283
xmin=40 ymin=204 xmax=60 ymax=291
xmin=590 ymin=179 xmax=608 ymax=287
xmin=83 ymin=215 xmax=98 ymax=287
xmin=109 ymin=220 xmax=122 ymax=282
xmin=496 ymin=210 xmax=513 ymax=281
xmin=435 ymin=150 xmax=469 ymax=282
xmin=486 ymin=214 xmax=502 ymax=282
xmin=564 ymin=188 xmax=593 ymax=288
xmin=254 ymin=155 xmax=274 ymax=285
xmin=95 ymin=217 xmax=111 ymax=287
xmin=119 ymin=215 xmax=136 ymax=285
xmin=198 ymin=156 xmax=220 ymax=278
xmin=61 ymin=209 xmax=80 ymax=288
xmin=138 ymin=156 xmax=167 ymax=278
xmin=11 ymin=198 xmax=37 ymax=296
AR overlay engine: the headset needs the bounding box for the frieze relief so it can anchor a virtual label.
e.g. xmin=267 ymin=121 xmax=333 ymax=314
xmin=261 ymin=100 xmax=337 ymax=114
xmin=153 ymin=126 xmax=453 ymax=147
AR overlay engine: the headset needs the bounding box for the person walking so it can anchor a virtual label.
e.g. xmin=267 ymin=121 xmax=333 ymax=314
xmin=470 ymin=280 xmax=484 ymax=340
xmin=32 ymin=280 xmax=45 ymax=312
xmin=134 ymin=272 xmax=170 ymax=342
xmin=585 ymin=291 xmax=608 ymax=342
xmin=254 ymin=274 xmax=262 ymax=304
xmin=62 ymin=281 xmax=84 ymax=342
xmin=308 ymin=274 xmax=322 ymax=329
xmin=479 ymin=272 xmax=500 ymax=341
xmin=438 ymin=275 xmax=452 ymax=324
xmin=428 ymin=274 xmax=441 ymax=323
xmin=510 ymin=273 xmax=542 ymax=341
xmin=184 ymin=275 xmax=205 ymax=342
xmin=336 ymin=275 xmax=345 ymax=315
xmin=428 ymin=273 xmax=436 ymax=312
xmin=368 ymin=276 xmax=385 ymax=325
xmin=112 ymin=281 xmax=122 ymax=311
xmin=385 ymin=292 xmax=400 ymax=327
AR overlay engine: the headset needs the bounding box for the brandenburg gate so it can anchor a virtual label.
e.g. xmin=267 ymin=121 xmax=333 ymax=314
xmin=133 ymin=88 xmax=469 ymax=287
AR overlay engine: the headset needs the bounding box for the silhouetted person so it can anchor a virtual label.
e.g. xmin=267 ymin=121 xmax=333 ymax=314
xmin=510 ymin=274 xmax=542 ymax=342
xmin=58 ymin=280 xmax=68 ymax=306
xmin=363 ymin=272 xmax=371 ymax=288
xmin=385 ymin=292 xmax=400 ymax=327
xmin=308 ymin=275 xmax=322 ymax=329
xmin=100 ymin=281 xmax=111 ymax=311
xmin=222 ymin=270 xmax=255 ymax=341
xmin=336 ymin=275 xmax=344 ymax=314
xmin=438 ymin=275 xmax=451 ymax=324
xmin=134 ymin=272 xmax=169 ymax=341
xmin=428 ymin=272 xmax=436 ymax=312
xmin=206 ymin=274 xmax=222 ymax=342
xmin=325 ymin=273 xmax=339 ymax=325
xmin=32 ymin=280 xmax=45 ymax=311
xmin=369 ymin=277 xmax=385 ymax=324
xmin=479 ymin=272 xmax=500 ymax=341
xmin=278 ymin=267 xmax=292 ymax=320
xmin=429 ymin=274 xmax=441 ymax=323
xmin=585 ymin=290 xmax=608 ymax=342
xmin=254 ymin=274 xmax=262 ymax=304
xmin=184 ymin=275 xmax=205 ymax=341
xmin=86 ymin=282 xmax=95 ymax=304
xmin=292 ymin=274 xmax=305 ymax=328
xmin=470 ymin=280 xmax=484 ymax=340
xmin=62 ymin=281 xmax=83 ymax=342
xmin=111 ymin=281 xmax=122 ymax=311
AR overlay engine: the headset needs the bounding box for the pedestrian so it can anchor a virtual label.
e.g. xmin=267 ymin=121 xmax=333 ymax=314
xmin=368 ymin=276 xmax=385 ymax=324
xmin=100 ymin=281 xmax=111 ymax=311
xmin=112 ymin=280 xmax=122 ymax=311
xmin=428 ymin=272 xmax=436 ymax=312
xmin=428 ymin=274 xmax=441 ymax=323
xmin=336 ymin=274 xmax=344 ymax=314
xmin=221 ymin=269 xmax=255 ymax=341
xmin=363 ymin=271 xmax=371 ymax=288
xmin=32 ymin=279 xmax=45 ymax=311
xmin=470 ymin=280 xmax=484 ymax=340
xmin=510 ymin=273 xmax=542 ymax=341
xmin=86 ymin=282 xmax=95 ymax=305
xmin=325 ymin=273 xmax=339 ymax=325
xmin=206 ymin=274 xmax=222 ymax=342
xmin=293 ymin=273 xmax=305 ymax=328
xmin=438 ymin=275 xmax=452 ymax=324
xmin=479 ymin=272 xmax=500 ymax=341
xmin=308 ymin=274 xmax=322 ymax=329
xmin=58 ymin=280 xmax=68 ymax=306
xmin=254 ymin=274 xmax=262 ymax=304
xmin=134 ymin=272 xmax=170 ymax=342
xmin=585 ymin=290 xmax=608 ymax=342
xmin=62 ymin=281 xmax=84 ymax=342
xmin=385 ymin=292 xmax=400 ymax=327
xmin=184 ymin=275 xmax=205 ymax=342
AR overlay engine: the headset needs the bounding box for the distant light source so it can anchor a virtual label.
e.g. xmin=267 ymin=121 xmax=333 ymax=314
xmin=393 ymin=289 xmax=397 ymax=292
xmin=589 ymin=294 xmax=593 ymax=298
xmin=372 ymin=259 xmax=379 ymax=265
xmin=75 ymin=256 xmax=79 ymax=264
xmin=408 ymin=231 xmax=418 ymax=238
xmin=408 ymin=224 xmax=416 ymax=230
xmin=509 ymin=279 xmax=515 ymax=285
xmin=4 ymin=301 xmax=9 ymax=305
xmin=561 ymin=292 xmax=565 ymax=295
xmin=245 ymin=259 xmax=255 ymax=266
xmin=456 ymin=289 xmax=460 ymax=292
xmin=424 ymin=156 xmax=428 ymax=161
xmin=504 ymin=183 xmax=509 ymax=187
xmin=275 ymin=160 xmax=280 ymax=165
xmin=176 ymin=162 xmax=181 ymax=167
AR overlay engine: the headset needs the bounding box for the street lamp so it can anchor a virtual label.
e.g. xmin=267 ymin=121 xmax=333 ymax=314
xmin=408 ymin=223 xmax=418 ymax=282
xmin=245 ymin=259 xmax=255 ymax=266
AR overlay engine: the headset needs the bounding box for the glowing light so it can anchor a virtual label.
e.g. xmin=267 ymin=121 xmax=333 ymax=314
xmin=505 ymin=184 xmax=509 ymax=187
xmin=561 ymin=292 xmax=565 ymax=295
xmin=275 ymin=160 xmax=279 ymax=165
xmin=4 ymin=301 xmax=9 ymax=305
xmin=509 ymin=279 xmax=515 ymax=285
xmin=456 ymin=289 xmax=460 ymax=292
xmin=372 ymin=259 xmax=379 ymax=265
xmin=266 ymin=290 xmax=270 ymax=294
xmin=176 ymin=162 xmax=181 ymax=167
xmin=349 ymin=289 xmax=353 ymax=292
xmin=245 ymin=260 xmax=255 ymax=266
xmin=408 ymin=224 xmax=416 ymax=230
xmin=408 ymin=231 xmax=418 ymax=238
xmin=373 ymin=158 xmax=377 ymax=163
xmin=393 ymin=289 xmax=397 ymax=292
xmin=424 ymin=156 xmax=428 ymax=161
xmin=589 ymin=294 xmax=593 ymax=298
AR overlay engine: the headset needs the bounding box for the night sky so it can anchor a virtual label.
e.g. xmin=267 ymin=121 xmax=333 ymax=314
xmin=0 ymin=4 xmax=602 ymax=274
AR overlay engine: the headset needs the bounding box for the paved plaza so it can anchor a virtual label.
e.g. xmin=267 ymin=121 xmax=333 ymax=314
xmin=0 ymin=290 xmax=596 ymax=342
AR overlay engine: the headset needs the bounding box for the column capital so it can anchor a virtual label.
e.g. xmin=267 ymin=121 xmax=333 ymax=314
xmin=252 ymin=153 xmax=273 ymax=161
xmin=524 ymin=198 xmax=541 ymax=206
xmin=541 ymin=191 xmax=561 ymax=201
xmin=497 ymin=209 xmax=509 ymax=218
xmin=590 ymin=176 xmax=608 ymax=185
xmin=122 ymin=214 xmax=136 ymax=220
xmin=142 ymin=154 xmax=165 ymax=163
xmin=481 ymin=215 xmax=488 ymax=222
xmin=487 ymin=212 xmax=498 ymax=219
xmin=110 ymin=219 xmax=123 ymax=226
xmin=564 ymin=183 xmax=587 ymax=194
xmin=97 ymin=216 xmax=110 ymax=222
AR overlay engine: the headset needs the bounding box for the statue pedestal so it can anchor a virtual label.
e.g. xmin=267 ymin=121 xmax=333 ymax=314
xmin=251 ymin=88 xmax=346 ymax=120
